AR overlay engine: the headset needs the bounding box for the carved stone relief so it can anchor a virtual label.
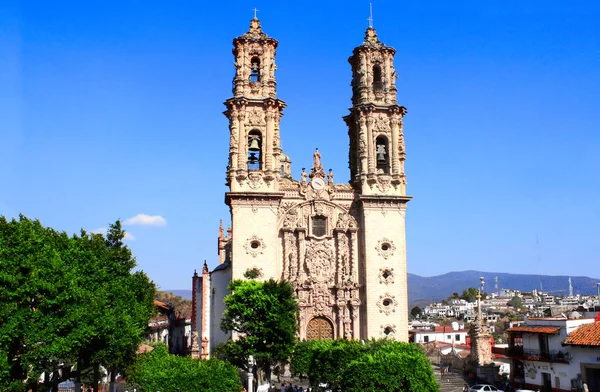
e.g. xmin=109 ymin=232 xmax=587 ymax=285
xmin=376 ymin=238 xmax=396 ymax=259
xmin=377 ymin=293 xmax=398 ymax=315
xmin=380 ymin=324 xmax=397 ymax=338
xmin=335 ymin=212 xmax=357 ymax=230
xmin=247 ymin=108 xmax=265 ymax=126
xmin=243 ymin=235 xmax=266 ymax=258
xmin=378 ymin=267 xmax=395 ymax=284
xmin=304 ymin=240 xmax=334 ymax=283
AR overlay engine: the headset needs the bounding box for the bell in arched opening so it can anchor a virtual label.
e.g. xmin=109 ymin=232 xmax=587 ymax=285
xmin=247 ymin=131 xmax=262 ymax=170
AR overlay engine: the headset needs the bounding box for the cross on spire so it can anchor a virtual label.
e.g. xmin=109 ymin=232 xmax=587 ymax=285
xmin=367 ymin=3 xmax=373 ymax=28
xmin=253 ymin=7 xmax=259 ymax=19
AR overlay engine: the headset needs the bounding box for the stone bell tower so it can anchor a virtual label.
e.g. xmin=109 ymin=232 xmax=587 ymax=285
xmin=223 ymin=17 xmax=286 ymax=280
xmin=344 ymin=26 xmax=412 ymax=341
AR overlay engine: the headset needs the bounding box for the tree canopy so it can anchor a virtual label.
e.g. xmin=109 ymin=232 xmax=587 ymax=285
xmin=0 ymin=215 xmax=155 ymax=392
xmin=290 ymin=339 xmax=438 ymax=392
xmin=127 ymin=344 xmax=242 ymax=392
xmin=217 ymin=279 xmax=298 ymax=384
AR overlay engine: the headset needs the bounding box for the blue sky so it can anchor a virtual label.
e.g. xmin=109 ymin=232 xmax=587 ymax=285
xmin=1 ymin=1 xmax=599 ymax=290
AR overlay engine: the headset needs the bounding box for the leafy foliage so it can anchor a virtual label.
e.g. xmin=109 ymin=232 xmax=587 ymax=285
xmin=411 ymin=305 xmax=422 ymax=319
xmin=292 ymin=339 xmax=438 ymax=392
xmin=0 ymin=215 xmax=155 ymax=392
xmin=507 ymin=295 xmax=523 ymax=309
xmin=127 ymin=344 xmax=242 ymax=392
xmin=218 ymin=279 xmax=298 ymax=382
xmin=340 ymin=342 xmax=438 ymax=392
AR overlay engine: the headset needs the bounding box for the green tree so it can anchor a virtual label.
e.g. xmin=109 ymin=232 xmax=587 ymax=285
xmin=127 ymin=344 xmax=242 ymax=392
xmin=411 ymin=306 xmax=422 ymax=319
xmin=507 ymin=295 xmax=523 ymax=309
xmin=218 ymin=279 xmax=298 ymax=385
xmin=0 ymin=216 xmax=155 ymax=392
xmin=460 ymin=287 xmax=480 ymax=303
xmin=340 ymin=342 xmax=438 ymax=392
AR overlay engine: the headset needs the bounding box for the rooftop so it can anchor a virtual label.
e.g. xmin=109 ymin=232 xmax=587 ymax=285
xmin=563 ymin=322 xmax=600 ymax=347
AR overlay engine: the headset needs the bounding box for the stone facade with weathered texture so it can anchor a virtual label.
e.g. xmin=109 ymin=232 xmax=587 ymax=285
xmin=192 ymin=17 xmax=411 ymax=357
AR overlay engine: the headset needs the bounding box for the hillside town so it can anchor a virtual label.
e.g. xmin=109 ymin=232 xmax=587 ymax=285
xmin=407 ymin=280 xmax=600 ymax=391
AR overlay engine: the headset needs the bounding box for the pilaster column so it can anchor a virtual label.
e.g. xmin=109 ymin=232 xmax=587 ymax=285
xmin=366 ymin=114 xmax=375 ymax=173
xmin=265 ymin=108 xmax=274 ymax=171
xmin=237 ymin=110 xmax=247 ymax=169
xmin=352 ymin=305 xmax=360 ymax=339
xmin=229 ymin=108 xmax=240 ymax=172
xmin=390 ymin=113 xmax=399 ymax=174
xmin=358 ymin=116 xmax=368 ymax=175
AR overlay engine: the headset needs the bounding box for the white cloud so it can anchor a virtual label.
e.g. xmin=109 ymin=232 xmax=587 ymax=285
xmin=123 ymin=213 xmax=167 ymax=227
xmin=91 ymin=227 xmax=135 ymax=241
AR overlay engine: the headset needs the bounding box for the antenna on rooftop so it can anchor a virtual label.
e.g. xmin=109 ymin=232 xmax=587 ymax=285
xmin=536 ymin=234 xmax=543 ymax=291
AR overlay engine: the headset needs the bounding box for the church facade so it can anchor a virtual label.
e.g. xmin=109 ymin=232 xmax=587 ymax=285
xmin=191 ymin=17 xmax=411 ymax=358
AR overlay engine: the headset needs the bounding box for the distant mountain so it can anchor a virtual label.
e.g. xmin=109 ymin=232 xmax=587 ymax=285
xmin=408 ymin=271 xmax=600 ymax=307
xmin=165 ymin=271 xmax=600 ymax=309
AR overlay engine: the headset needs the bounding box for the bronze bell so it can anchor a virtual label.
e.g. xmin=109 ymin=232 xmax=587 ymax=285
xmin=376 ymin=144 xmax=387 ymax=162
xmin=248 ymin=135 xmax=261 ymax=152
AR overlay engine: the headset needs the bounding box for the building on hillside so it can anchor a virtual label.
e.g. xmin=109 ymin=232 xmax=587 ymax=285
xmin=192 ymin=16 xmax=411 ymax=358
xmin=410 ymin=324 xmax=469 ymax=345
xmin=507 ymin=315 xmax=600 ymax=392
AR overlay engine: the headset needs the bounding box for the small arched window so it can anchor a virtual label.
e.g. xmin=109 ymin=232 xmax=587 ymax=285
xmin=248 ymin=130 xmax=262 ymax=170
xmin=373 ymin=64 xmax=383 ymax=91
xmin=376 ymin=136 xmax=389 ymax=174
xmin=250 ymin=57 xmax=261 ymax=83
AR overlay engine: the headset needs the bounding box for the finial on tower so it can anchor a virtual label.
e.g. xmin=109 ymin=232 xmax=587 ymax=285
xmin=367 ymin=3 xmax=373 ymax=28
xmin=253 ymin=7 xmax=259 ymax=19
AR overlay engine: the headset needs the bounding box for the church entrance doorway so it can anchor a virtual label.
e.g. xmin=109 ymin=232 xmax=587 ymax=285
xmin=306 ymin=317 xmax=334 ymax=340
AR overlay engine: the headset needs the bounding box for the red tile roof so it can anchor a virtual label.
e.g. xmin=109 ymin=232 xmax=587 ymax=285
xmin=563 ymin=322 xmax=600 ymax=346
xmin=507 ymin=326 xmax=560 ymax=334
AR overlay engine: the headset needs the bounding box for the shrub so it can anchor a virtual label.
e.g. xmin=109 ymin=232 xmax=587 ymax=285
xmin=127 ymin=344 xmax=243 ymax=392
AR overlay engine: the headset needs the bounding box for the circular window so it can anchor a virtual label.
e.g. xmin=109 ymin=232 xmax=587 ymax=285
xmin=381 ymin=243 xmax=390 ymax=251
xmin=250 ymin=241 xmax=260 ymax=249
xmin=382 ymin=299 xmax=392 ymax=307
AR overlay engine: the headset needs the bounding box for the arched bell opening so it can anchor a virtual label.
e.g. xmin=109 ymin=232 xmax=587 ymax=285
xmin=250 ymin=57 xmax=261 ymax=83
xmin=375 ymin=135 xmax=390 ymax=174
xmin=247 ymin=129 xmax=262 ymax=170
xmin=373 ymin=64 xmax=383 ymax=92
xmin=306 ymin=316 xmax=334 ymax=340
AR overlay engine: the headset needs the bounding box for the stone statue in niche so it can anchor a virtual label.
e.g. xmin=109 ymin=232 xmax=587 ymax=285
xmin=336 ymin=212 xmax=357 ymax=230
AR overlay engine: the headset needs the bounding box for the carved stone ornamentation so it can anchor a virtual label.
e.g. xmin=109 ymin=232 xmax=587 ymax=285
xmin=244 ymin=235 xmax=266 ymax=258
xmin=284 ymin=233 xmax=298 ymax=281
xmin=247 ymin=108 xmax=266 ymax=126
xmin=304 ymin=240 xmax=334 ymax=283
xmin=377 ymin=293 xmax=398 ymax=315
xmin=335 ymin=212 xmax=357 ymax=230
xmin=378 ymin=267 xmax=395 ymax=284
xmin=375 ymin=175 xmax=392 ymax=193
xmin=375 ymin=238 xmax=395 ymax=259
xmin=374 ymin=116 xmax=389 ymax=132
xmin=380 ymin=324 xmax=397 ymax=338
xmin=247 ymin=172 xmax=263 ymax=190
xmin=283 ymin=208 xmax=298 ymax=228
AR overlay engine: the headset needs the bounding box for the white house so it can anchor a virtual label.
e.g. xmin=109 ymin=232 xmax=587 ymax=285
xmin=508 ymin=315 xmax=600 ymax=392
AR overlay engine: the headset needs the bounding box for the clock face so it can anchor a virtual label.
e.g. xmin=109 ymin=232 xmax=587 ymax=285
xmin=311 ymin=178 xmax=325 ymax=190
